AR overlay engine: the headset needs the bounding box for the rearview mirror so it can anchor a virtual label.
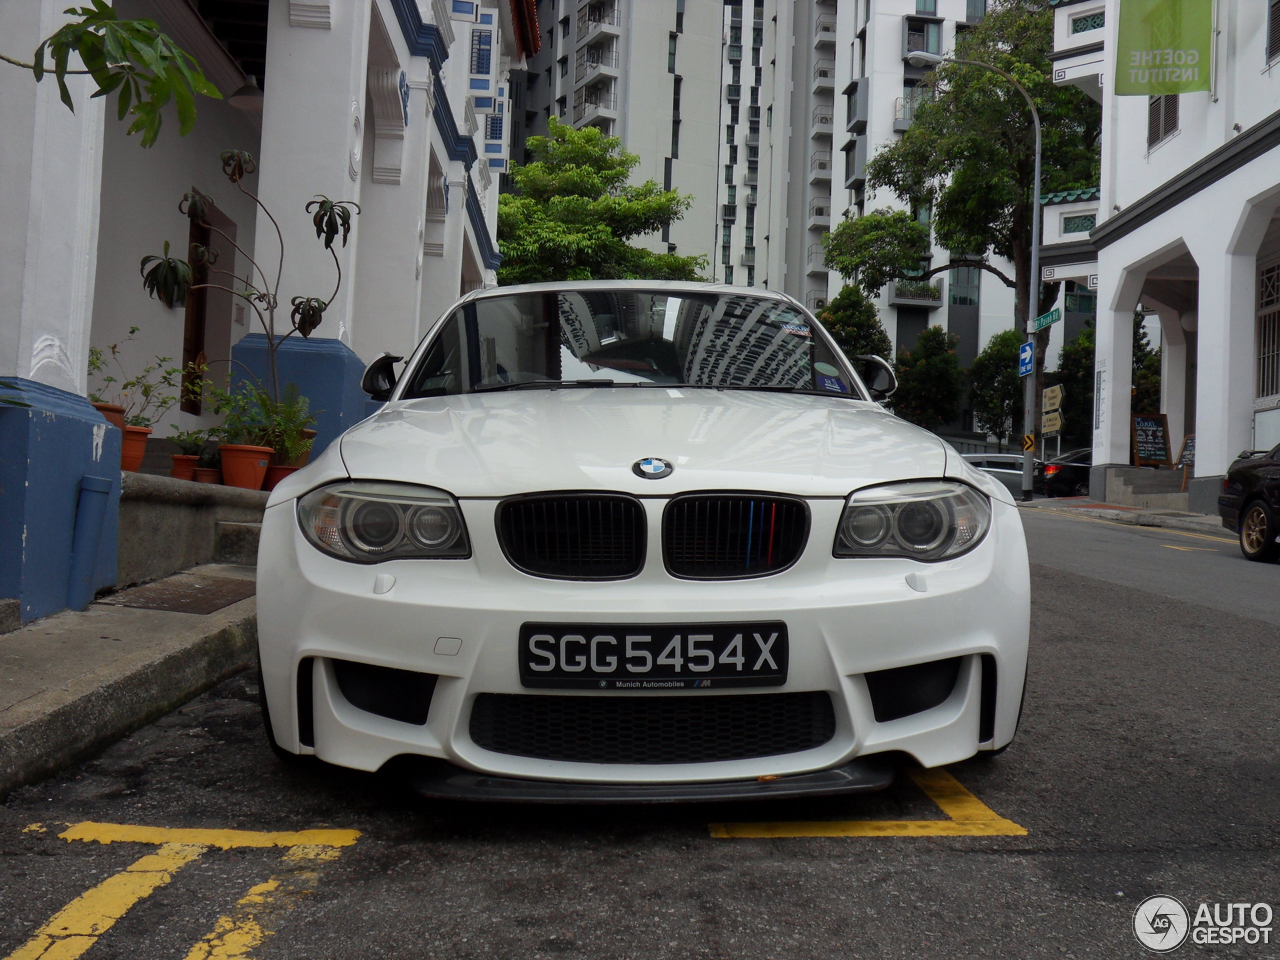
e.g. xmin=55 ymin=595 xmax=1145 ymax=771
xmin=854 ymin=355 xmax=897 ymax=401
xmin=361 ymin=353 xmax=403 ymax=402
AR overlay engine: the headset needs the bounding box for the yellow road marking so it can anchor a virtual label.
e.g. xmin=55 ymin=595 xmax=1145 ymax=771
xmin=58 ymin=822 xmax=360 ymax=850
xmin=1161 ymin=544 xmax=1218 ymax=552
xmin=182 ymin=846 xmax=341 ymax=960
xmin=6 ymin=843 xmax=205 ymax=960
xmin=6 ymin=824 xmax=360 ymax=960
xmin=709 ymin=767 xmax=1027 ymax=839
xmin=1028 ymin=507 xmax=1234 ymax=543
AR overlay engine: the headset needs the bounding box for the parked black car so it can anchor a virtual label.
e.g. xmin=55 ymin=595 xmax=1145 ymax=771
xmin=1219 ymin=444 xmax=1280 ymax=562
xmin=1043 ymin=447 xmax=1092 ymax=498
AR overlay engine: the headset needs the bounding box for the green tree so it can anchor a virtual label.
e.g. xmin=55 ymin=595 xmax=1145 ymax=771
xmin=816 ymin=286 xmax=892 ymax=361
xmin=0 ymin=1 xmax=220 ymax=147
xmin=1045 ymin=320 xmax=1095 ymax=445
xmin=968 ymin=329 xmax=1024 ymax=450
xmin=833 ymin=1 xmax=1100 ymax=435
xmin=497 ymin=119 xmax=707 ymax=284
xmin=823 ymin=210 xmax=931 ymax=299
xmin=1132 ymin=312 xmax=1162 ymax=416
xmin=891 ymin=326 xmax=964 ymax=431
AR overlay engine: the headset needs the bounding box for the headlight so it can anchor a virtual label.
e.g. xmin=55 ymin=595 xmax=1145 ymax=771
xmin=297 ymin=481 xmax=470 ymax=562
xmin=834 ymin=481 xmax=990 ymax=561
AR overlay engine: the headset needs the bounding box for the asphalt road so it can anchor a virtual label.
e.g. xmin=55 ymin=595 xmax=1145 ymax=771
xmin=1 ymin=510 xmax=1277 ymax=959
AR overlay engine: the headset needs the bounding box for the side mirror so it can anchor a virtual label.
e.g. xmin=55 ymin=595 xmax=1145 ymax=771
xmin=854 ymin=354 xmax=897 ymax=401
xmin=361 ymin=353 xmax=403 ymax=402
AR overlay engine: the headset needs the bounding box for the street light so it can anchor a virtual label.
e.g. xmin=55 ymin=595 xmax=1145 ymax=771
xmin=906 ymin=50 xmax=1041 ymax=501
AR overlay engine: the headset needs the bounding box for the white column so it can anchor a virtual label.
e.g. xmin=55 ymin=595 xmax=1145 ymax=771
xmin=254 ymin=0 xmax=373 ymax=347
xmin=1090 ymin=263 xmax=1139 ymax=467
xmin=1151 ymin=301 xmax=1187 ymax=446
xmin=0 ymin=1 xmax=105 ymax=396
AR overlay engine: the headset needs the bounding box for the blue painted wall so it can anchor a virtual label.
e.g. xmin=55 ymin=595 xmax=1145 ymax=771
xmin=0 ymin=379 xmax=121 ymax=621
xmin=230 ymin=334 xmax=371 ymax=457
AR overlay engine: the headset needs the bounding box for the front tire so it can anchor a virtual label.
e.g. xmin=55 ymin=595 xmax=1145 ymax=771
xmin=1239 ymin=501 xmax=1280 ymax=562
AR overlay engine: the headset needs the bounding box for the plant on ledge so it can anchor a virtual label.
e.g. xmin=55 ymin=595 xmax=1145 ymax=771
xmin=140 ymin=149 xmax=359 ymax=405
xmin=893 ymin=278 xmax=942 ymax=301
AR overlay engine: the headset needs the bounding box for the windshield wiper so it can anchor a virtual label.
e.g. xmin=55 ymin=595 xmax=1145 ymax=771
xmin=474 ymin=379 xmax=616 ymax=393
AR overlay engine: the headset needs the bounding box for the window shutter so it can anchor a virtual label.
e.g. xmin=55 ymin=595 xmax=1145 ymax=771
xmin=1147 ymin=96 xmax=1161 ymax=148
xmin=1270 ymin=0 xmax=1280 ymax=62
xmin=1163 ymin=94 xmax=1179 ymax=139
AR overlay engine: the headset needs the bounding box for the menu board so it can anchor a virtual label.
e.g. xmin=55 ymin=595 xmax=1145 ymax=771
xmin=1176 ymin=434 xmax=1195 ymax=468
xmin=1132 ymin=414 xmax=1172 ymax=466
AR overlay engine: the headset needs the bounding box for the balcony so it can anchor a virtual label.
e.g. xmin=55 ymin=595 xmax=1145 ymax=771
xmin=809 ymin=150 xmax=832 ymax=182
xmin=741 ymin=247 xmax=756 ymax=266
xmin=903 ymin=17 xmax=942 ymax=62
xmin=806 ymin=243 xmax=828 ymax=274
xmin=746 ymin=127 xmax=760 ymax=145
xmin=842 ymin=135 xmax=867 ymax=188
xmin=811 ymin=104 xmax=833 ymax=138
xmin=845 ymin=80 xmax=868 ymax=134
xmin=806 ymin=290 xmax=829 ymax=312
xmin=722 ymin=203 xmax=737 ymax=222
xmin=814 ymin=14 xmax=836 ymax=44
xmin=744 ymin=187 xmax=757 ymax=205
xmin=894 ymin=94 xmax=928 ymax=132
xmin=889 ymin=278 xmax=944 ymax=309
xmin=744 ymin=166 xmax=759 ymax=185
xmin=813 ymin=59 xmax=835 ymax=90
xmin=807 ymin=197 xmax=831 ymax=229
xmin=728 ymin=43 xmax=742 ymax=62
xmin=575 ymin=47 xmax=619 ymax=83
xmin=726 ymin=83 xmax=742 ymax=101
xmin=576 ymin=6 xmax=621 ymax=43
xmin=573 ymin=90 xmax=617 ymax=125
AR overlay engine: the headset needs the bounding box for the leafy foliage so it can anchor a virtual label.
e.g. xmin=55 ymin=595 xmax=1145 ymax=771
xmin=1131 ymin=312 xmax=1162 ymax=417
xmin=967 ymin=329 xmax=1025 ymax=449
xmin=168 ymin=427 xmax=208 ymax=457
xmin=140 ymin=241 xmax=193 ymax=309
xmin=816 ymin=287 xmax=892 ymax=361
xmin=0 ymin=379 xmax=32 ymax=408
xmin=87 ymin=326 xmax=181 ymax=427
xmin=220 ymin=150 xmax=255 ymax=183
xmin=891 ymin=326 xmax=964 ymax=432
xmin=497 ymin=118 xmax=707 ymax=284
xmin=307 ymin=196 xmax=360 ymax=250
xmin=823 ymin=210 xmax=932 ymax=298
xmin=11 ymin=1 xmax=221 ymax=147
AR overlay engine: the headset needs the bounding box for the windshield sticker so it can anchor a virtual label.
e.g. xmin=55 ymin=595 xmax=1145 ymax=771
xmin=814 ymin=362 xmax=841 ymax=377
xmin=780 ymin=322 xmax=812 ymax=337
xmin=818 ymin=375 xmax=848 ymax=393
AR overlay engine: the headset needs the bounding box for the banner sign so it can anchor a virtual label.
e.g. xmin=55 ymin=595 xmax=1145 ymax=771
xmin=1115 ymin=0 xmax=1213 ymax=96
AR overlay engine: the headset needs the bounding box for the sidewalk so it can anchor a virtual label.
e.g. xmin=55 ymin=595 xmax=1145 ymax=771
xmin=0 ymin=564 xmax=257 ymax=797
xmin=1016 ymin=496 xmax=1229 ymax=536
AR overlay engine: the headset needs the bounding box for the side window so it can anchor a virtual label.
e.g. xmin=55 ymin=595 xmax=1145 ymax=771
xmin=403 ymin=312 xmax=464 ymax=397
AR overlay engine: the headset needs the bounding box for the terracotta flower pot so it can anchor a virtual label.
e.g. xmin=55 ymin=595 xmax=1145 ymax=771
xmin=170 ymin=454 xmax=200 ymax=482
xmin=192 ymin=467 xmax=222 ymax=484
xmin=219 ymin=444 xmax=274 ymax=490
xmin=92 ymin=402 xmax=126 ymax=432
xmin=263 ymin=464 xmax=299 ymax=491
xmin=120 ymin=426 xmax=152 ymax=472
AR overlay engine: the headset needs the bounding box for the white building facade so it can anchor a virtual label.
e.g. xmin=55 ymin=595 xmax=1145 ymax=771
xmin=0 ymin=0 xmax=535 ymax=621
xmin=1046 ymin=0 xmax=1280 ymax=509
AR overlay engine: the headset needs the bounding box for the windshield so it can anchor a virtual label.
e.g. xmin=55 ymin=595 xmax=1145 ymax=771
xmin=399 ymin=290 xmax=861 ymax=399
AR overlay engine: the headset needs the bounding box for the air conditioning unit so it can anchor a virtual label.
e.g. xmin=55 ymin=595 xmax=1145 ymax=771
xmin=813 ymin=297 xmax=827 ymax=310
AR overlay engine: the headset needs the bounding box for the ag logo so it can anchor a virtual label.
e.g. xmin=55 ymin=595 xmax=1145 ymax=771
xmin=1133 ymin=895 xmax=1190 ymax=952
xmin=632 ymin=457 xmax=673 ymax=479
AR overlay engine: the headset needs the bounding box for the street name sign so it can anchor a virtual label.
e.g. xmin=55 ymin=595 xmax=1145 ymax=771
xmin=1042 ymin=411 xmax=1062 ymax=436
xmin=1043 ymin=384 xmax=1064 ymax=412
xmin=1018 ymin=341 xmax=1034 ymax=377
xmin=1033 ymin=308 xmax=1061 ymax=332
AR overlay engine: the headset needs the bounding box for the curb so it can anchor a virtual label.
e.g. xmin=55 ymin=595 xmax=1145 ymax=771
xmin=0 ymin=604 xmax=257 ymax=799
xmin=1022 ymin=504 xmax=1230 ymax=536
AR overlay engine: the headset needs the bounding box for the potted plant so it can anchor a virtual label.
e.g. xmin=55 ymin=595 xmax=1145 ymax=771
xmin=168 ymin=427 xmax=206 ymax=481
xmin=193 ymin=445 xmax=222 ymax=484
xmin=204 ymin=383 xmax=273 ymax=490
xmin=87 ymin=329 xmax=181 ymax=471
xmin=262 ymin=387 xmax=317 ymax=490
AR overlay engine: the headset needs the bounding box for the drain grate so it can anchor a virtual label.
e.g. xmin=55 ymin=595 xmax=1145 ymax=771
xmin=96 ymin=573 xmax=256 ymax=615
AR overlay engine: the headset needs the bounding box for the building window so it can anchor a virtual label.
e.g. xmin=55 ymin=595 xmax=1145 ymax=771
xmin=725 ymin=164 xmax=735 ymax=184
xmin=916 ymin=0 xmax=936 ymax=13
xmin=452 ymin=0 xmax=474 ymax=13
xmin=473 ymin=96 xmax=494 ymax=109
xmin=1269 ymin=0 xmax=1280 ymax=62
xmin=672 ymin=76 xmax=682 ymax=118
xmin=668 ymin=33 xmax=678 ymax=73
xmin=722 ymin=246 xmax=732 ymax=266
xmin=729 ymin=145 xmax=739 ymax=164
xmin=731 ymin=104 xmax=740 ymax=123
xmin=949 ymin=265 xmax=980 ymax=307
xmin=732 ymin=64 xmax=741 ymax=84
xmin=726 ymin=125 xmax=735 ymax=144
xmin=487 ymin=104 xmax=504 ymax=140
xmin=722 ymin=225 xmax=733 ymax=245
xmin=1258 ymin=262 xmax=1280 ymax=399
xmin=1062 ymin=213 xmax=1096 ymax=234
xmin=725 ymin=265 xmax=734 ymax=284
xmin=671 ymin=120 xmax=680 ymax=158
xmin=967 ymin=0 xmax=987 ymax=23
xmin=469 ymin=78 xmax=490 ymax=90
xmin=906 ymin=19 xmax=941 ymax=55
xmin=560 ymin=17 xmax=570 ymax=37
xmin=744 ymin=225 xmax=754 ymax=245
xmin=746 ymin=266 xmax=754 ymax=286
xmin=471 ymin=29 xmax=493 ymax=74
xmin=726 ymin=185 xmax=736 ymax=204
xmin=1147 ymin=94 xmax=1178 ymax=149
xmin=1070 ymin=11 xmax=1104 ymax=34
xmin=664 ymin=156 xmax=673 ymax=190
xmin=557 ymin=96 xmax=567 ymax=116
xmin=1064 ymin=280 xmax=1096 ymax=315
xmin=676 ymin=0 xmax=685 ymax=33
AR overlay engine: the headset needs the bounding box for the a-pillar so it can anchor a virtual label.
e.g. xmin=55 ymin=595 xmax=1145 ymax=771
xmin=233 ymin=0 xmax=375 ymax=455
xmin=1088 ymin=265 xmax=1139 ymax=497
xmin=0 ymin=1 xmax=120 ymax=621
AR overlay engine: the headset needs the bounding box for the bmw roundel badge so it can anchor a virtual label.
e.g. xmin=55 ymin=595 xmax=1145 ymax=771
xmin=633 ymin=457 xmax=673 ymax=479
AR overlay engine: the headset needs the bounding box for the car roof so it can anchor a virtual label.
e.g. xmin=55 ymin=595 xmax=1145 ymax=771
xmin=458 ymin=280 xmax=806 ymax=311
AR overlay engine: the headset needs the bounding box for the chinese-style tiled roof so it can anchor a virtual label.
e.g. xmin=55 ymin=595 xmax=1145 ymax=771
xmin=509 ymin=0 xmax=541 ymax=59
xmin=1047 ymin=0 xmax=1096 ymax=7
xmin=1040 ymin=187 xmax=1100 ymax=205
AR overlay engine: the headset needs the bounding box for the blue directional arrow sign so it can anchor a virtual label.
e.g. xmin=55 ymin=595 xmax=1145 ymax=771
xmin=1019 ymin=340 xmax=1034 ymax=378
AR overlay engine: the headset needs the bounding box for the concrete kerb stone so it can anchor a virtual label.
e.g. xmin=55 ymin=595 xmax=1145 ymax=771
xmin=1018 ymin=501 xmax=1228 ymax=536
xmin=0 ymin=600 xmax=258 ymax=799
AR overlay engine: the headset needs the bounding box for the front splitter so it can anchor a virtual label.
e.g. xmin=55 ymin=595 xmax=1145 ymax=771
xmin=402 ymin=757 xmax=896 ymax=804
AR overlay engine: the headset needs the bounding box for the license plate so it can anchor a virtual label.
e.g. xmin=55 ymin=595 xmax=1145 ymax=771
xmin=518 ymin=622 xmax=788 ymax=690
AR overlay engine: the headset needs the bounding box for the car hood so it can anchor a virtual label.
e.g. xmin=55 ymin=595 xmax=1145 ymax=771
xmin=338 ymin=389 xmax=949 ymax=498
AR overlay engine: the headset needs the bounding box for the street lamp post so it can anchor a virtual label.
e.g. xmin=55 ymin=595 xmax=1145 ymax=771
xmin=907 ymin=51 xmax=1041 ymax=501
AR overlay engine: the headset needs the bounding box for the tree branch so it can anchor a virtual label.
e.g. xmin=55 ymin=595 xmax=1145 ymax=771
xmin=235 ymin=178 xmax=285 ymax=307
xmin=920 ymin=259 xmax=1017 ymax=289
xmin=203 ymin=223 xmax=272 ymax=294
xmin=0 ymin=52 xmax=90 ymax=73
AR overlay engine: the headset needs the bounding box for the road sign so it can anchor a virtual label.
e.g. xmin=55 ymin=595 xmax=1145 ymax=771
xmin=1033 ymin=307 xmax=1061 ymax=332
xmin=1022 ymin=434 xmax=1035 ymax=452
xmin=1042 ymin=411 xmax=1062 ymax=436
xmin=1043 ymin=384 xmax=1064 ymax=412
xmin=1018 ymin=341 xmax=1034 ymax=377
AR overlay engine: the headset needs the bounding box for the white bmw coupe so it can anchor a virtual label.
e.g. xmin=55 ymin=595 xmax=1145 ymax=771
xmin=257 ymin=281 xmax=1029 ymax=801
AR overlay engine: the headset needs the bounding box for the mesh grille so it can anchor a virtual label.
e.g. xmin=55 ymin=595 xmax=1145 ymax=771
xmin=497 ymin=494 xmax=645 ymax=580
xmin=469 ymin=692 xmax=835 ymax=764
xmin=664 ymin=495 xmax=809 ymax=578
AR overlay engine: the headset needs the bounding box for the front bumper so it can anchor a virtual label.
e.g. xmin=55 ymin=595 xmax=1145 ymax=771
xmin=257 ymin=496 xmax=1030 ymax=784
